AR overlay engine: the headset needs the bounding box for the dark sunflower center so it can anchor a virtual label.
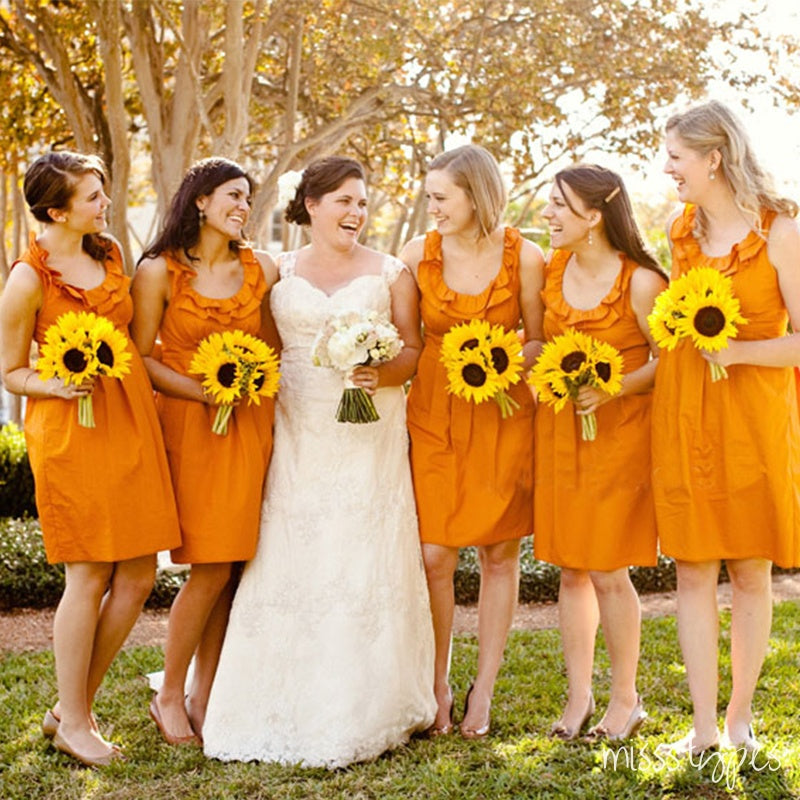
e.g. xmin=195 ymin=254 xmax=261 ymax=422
xmin=217 ymin=363 xmax=237 ymax=388
xmin=253 ymin=373 xmax=265 ymax=391
xmin=63 ymin=348 xmax=88 ymax=373
xmin=595 ymin=361 xmax=611 ymax=382
xmin=490 ymin=347 xmax=509 ymax=374
xmin=461 ymin=363 xmax=487 ymax=387
xmin=459 ymin=338 xmax=480 ymax=352
xmin=560 ymin=351 xmax=586 ymax=373
xmin=694 ymin=306 xmax=725 ymax=337
xmin=97 ymin=341 xmax=114 ymax=367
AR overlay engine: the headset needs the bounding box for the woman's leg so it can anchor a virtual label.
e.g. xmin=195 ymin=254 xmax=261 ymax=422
xmin=52 ymin=561 xmax=116 ymax=758
xmin=590 ymin=567 xmax=641 ymax=733
xmin=462 ymin=538 xmax=521 ymax=733
xmin=725 ymin=557 xmax=772 ymax=743
xmin=185 ymin=573 xmax=237 ymax=737
xmin=552 ymin=567 xmax=599 ymax=733
xmin=154 ymin=562 xmax=232 ymax=740
xmin=85 ymin=554 xmax=157 ymax=706
xmin=421 ymin=542 xmax=460 ymax=731
xmin=673 ymin=559 xmax=721 ymax=747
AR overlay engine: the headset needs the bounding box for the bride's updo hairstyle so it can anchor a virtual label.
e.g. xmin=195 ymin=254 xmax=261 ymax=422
xmin=284 ymin=156 xmax=366 ymax=226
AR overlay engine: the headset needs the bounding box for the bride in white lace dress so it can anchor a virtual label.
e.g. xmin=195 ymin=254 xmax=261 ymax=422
xmin=202 ymin=157 xmax=436 ymax=767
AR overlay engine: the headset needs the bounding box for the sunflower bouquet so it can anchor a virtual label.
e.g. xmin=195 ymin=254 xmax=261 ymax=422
xmin=189 ymin=330 xmax=280 ymax=435
xmin=647 ymin=266 xmax=747 ymax=381
xmin=311 ymin=310 xmax=403 ymax=423
xmin=528 ymin=330 xmax=624 ymax=441
xmin=36 ymin=310 xmax=132 ymax=428
xmin=440 ymin=319 xmax=525 ymax=418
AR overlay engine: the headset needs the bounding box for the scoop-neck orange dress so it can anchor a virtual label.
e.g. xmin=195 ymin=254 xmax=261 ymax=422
xmin=651 ymin=205 xmax=800 ymax=567
xmin=533 ymin=250 xmax=658 ymax=570
xmin=157 ymin=248 xmax=274 ymax=564
xmin=406 ymin=227 xmax=534 ymax=547
xmin=17 ymin=236 xmax=181 ymax=564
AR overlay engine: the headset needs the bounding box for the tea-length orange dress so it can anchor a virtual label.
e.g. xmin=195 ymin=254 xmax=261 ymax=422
xmin=651 ymin=206 xmax=800 ymax=567
xmin=17 ymin=236 xmax=181 ymax=564
xmin=533 ymin=250 xmax=657 ymax=570
xmin=407 ymin=227 xmax=534 ymax=547
xmin=157 ymin=248 xmax=274 ymax=564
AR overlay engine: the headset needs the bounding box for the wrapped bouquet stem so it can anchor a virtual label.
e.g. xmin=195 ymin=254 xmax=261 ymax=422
xmin=312 ymin=310 xmax=404 ymax=424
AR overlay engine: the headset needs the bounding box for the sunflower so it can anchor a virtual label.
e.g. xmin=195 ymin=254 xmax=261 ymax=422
xmin=242 ymin=345 xmax=281 ymax=404
xmin=91 ymin=317 xmax=132 ymax=379
xmin=590 ymin=340 xmax=624 ymax=395
xmin=440 ymin=319 xmax=492 ymax=366
xmin=189 ymin=333 xmax=242 ymax=405
xmin=485 ymin=325 xmax=525 ymax=390
xmin=445 ymin=349 xmax=499 ymax=404
xmin=529 ymin=330 xmax=624 ymax=440
xmin=677 ymin=288 xmax=746 ymax=352
xmin=647 ymin=289 xmax=684 ymax=350
xmin=36 ymin=311 xmax=98 ymax=386
xmin=36 ymin=311 xmax=134 ymax=428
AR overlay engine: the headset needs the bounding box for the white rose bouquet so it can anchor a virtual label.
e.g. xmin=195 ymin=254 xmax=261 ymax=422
xmin=311 ymin=309 xmax=403 ymax=423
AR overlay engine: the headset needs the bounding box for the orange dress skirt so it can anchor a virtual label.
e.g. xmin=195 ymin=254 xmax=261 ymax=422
xmin=533 ymin=250 xmax=657 ymax=570
xmin=157 ymin=248 xmax=274 ymax=564
xmin=651 ymin=206 xmax=800 ymax=567
xmin=17 ymin=236 xmax=181 ymax=564
xmin=407 ymin=228 xmax=534 ymax=547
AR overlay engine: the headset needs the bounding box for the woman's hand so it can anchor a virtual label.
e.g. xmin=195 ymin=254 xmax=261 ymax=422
xmin=47 ymin=376 xmax=96 ymax=400
xmin=350 ymin=365 xmax=380 ymax=396
xmin=574 ymin=384 xmax=611 ymax=415
xmin=700 ymin=342 xmax=739 ymax=369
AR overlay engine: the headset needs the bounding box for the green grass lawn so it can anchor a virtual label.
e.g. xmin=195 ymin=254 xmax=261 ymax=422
xmin=2 ymin=602 xmax=799 ymax=800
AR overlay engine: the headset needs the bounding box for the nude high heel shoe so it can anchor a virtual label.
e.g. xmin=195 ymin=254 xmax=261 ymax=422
xmin=584 ymin=695 xmax=648 ymax=742
xmin=460 ymin=683 xmax=491 ymax=740
xmin=550 ymin=694 xmax=595 ymax=741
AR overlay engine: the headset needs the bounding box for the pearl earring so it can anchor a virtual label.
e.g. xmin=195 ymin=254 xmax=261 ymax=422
xmin=198 ymin=209 xmax=206 ymax=224
xmin=588 ymin=229 xmax=593 ymax=246
xmin=709 ymin=170 xmax=716 ymax=181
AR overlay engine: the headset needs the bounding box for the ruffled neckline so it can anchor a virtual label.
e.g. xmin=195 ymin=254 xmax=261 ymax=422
xmin=21 ymin=233 xmax=129 ymax=316
xmin=421 ymin=227 xmax=519 ymax=317
xmin=671 ymin=205 xmax=773 ymax=277
xmin=543 ymin=249 xmax=630 ymax=327
xmin=165 ymin=246 xmax=264 ymax=323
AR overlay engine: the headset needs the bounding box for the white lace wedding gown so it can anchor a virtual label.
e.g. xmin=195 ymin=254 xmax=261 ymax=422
xmin=202 ymin=252 xmax=436 ymax=767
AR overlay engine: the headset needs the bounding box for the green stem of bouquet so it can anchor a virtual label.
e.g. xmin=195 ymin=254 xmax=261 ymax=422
xmin=336 ymin=387 xmax=380 ymax=424
xmin=77 ymin=396 xmax=95 ymax=429
xmin=580 ymin=411 xmax=597 ymax=442
xmin=709 ymin=362 xmax=728 ymax=382
xmin=212 ymin=403 xmax=233 ymax=435
xmin=493 ymin=389 xmax=520 ymax=419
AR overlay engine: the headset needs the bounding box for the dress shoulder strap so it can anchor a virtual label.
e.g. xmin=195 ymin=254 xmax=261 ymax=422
xmin=277 ymin=250 xmax=297 ymax=280
xmin=381 ymin=254 xmax=408 ymax=287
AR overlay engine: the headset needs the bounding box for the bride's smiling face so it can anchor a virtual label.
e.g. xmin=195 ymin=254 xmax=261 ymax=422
xmin=306 ymin=176 xmax=368 ymax=247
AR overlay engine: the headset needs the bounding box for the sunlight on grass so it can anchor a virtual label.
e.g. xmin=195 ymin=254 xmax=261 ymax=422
xmin=1 ymin=600 xmax=799 ymax=799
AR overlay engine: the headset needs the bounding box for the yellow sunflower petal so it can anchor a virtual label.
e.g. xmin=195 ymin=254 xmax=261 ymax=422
xmin=485 ymin=324 xmax=525 ymax=390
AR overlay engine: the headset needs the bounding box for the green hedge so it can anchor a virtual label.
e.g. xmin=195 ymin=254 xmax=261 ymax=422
xmin=0 ymin=423 xmax=37 ymax=518
xmin=0 ymin=517 xmax=185 ymax=610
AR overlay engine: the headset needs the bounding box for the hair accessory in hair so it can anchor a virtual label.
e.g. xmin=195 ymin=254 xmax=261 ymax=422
xmin=277 ymin=169 xmax=304 ymax=209
xmin=604 ymin=186 xmax=621 ymax=204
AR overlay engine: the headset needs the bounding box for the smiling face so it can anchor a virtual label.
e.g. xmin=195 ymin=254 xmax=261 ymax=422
xmin=306 ymin=176 xmax=367 ymax=246
xmin=52 ymin=172 xmax=110 ymax=234
xmin=197 ymin=177 xmax=252 ymax=240
xmin=542 ymin=179 xmax=596 ymax=250
xmin=425 ymin=169 xmax=477 ymax=237
xmin=663 ymin=129 xmax=717 ymax=204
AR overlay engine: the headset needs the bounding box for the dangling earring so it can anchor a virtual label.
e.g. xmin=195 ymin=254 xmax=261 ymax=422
xmin=588 ymin=228 xmax=593 ymax=246
xmin=709 ymin=170 xmax=716 ymax=181
xmin=198 ymin=209 xmax=206 ymax=225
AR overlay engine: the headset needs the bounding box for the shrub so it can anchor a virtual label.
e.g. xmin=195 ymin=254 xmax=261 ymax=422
xmin=0 ymin=423 xmax=37 ymax=518
xmin=0 ymin=517 xmax=185 ymax=610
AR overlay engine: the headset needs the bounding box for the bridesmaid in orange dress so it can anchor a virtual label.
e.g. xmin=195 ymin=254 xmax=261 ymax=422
xmin=533 ymin=165 xmax=666 ymax=742
xmin=401 ymin=145 xmax=545 ymax=738
xmin=653 ymin=101 xmax=800 ymax=756
xmin=131 ymin=158 xmax=278 ymax=745
xmin=0 ymin=151 xmax=181 ymax=766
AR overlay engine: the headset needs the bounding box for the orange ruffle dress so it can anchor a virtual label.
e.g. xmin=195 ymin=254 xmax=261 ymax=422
xmin=157 ymin=248 xmax=273 ymax=564
xmin=17 ymin=237 xmax=181 ymax=564
xmin=533 ymin=251 xmax=657 ymax=570
xmin=651 ymin=206 xmax=800 ymax=567
xmin=407 ymin=228 xmax=534 ymax=547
